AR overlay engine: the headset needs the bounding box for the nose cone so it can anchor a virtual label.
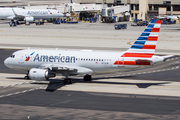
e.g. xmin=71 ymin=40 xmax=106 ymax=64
xmin=4 ymin=58 xmax=10 ymax=67
xmin=4 ymin=58 xmax=8 ymax=65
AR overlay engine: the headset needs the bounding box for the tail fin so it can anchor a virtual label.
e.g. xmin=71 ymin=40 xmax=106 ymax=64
xmin=123 ymin=20 xmax=161 ymax=58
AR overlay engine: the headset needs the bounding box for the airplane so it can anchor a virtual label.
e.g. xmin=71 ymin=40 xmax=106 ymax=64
xmin=0 ymin=7 xmax=64 ymax=25
xmin=4 ymin=19 xmax=165 ymax=84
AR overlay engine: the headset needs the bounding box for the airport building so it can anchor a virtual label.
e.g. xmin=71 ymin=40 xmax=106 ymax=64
xmin=78 ymin=0 xmax=180 ymax=20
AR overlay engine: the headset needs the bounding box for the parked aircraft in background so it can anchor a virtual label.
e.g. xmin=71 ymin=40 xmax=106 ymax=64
xmin=0 ymin=8 xmax=64 ymax=25
xmin=4 ymin=20 xmax=165 ymax=84
xmin=157 ymin=15 xmax=178 ymax=20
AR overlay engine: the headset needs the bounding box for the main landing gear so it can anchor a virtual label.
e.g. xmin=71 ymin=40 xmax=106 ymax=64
xmin=84 ymin=74 xmax=92 ymax=81
xmin=63 ymin=74 xmax=92 ymax=85
xmin=63 ymin=78 xmax=72 ymax=85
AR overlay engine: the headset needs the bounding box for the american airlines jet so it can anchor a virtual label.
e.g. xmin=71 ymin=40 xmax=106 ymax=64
xmin=4 ymin=20 xmax=164 ymax=84
xmin=0 ymin=8 xmax=64 ymax=24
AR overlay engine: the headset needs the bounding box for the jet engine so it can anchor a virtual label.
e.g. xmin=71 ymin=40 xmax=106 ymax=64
xmin=29 ymin=68 xmax=56 ymax=80
xmin=24 ymin=16 xmax=34 ymax=22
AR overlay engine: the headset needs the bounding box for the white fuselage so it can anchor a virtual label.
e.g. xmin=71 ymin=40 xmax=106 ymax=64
xmin=4 ymin=49 xmax=164 ymax=75
xmin=0 ymin=8 xmax=64 ymax=20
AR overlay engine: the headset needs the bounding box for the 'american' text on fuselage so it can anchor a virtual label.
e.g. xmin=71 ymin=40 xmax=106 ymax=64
xmin=33 ymin=54 xmax=76 ymax=63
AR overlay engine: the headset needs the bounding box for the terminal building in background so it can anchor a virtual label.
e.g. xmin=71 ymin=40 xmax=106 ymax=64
xmin=78 ymin=0 xmax=180 ymax=20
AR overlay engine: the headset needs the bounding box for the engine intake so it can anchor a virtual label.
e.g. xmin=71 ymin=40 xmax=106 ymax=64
xmin=29 ymin=68 xmax=56 ymax=80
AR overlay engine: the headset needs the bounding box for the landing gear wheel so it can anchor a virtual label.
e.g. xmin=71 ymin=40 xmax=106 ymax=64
xmin=84 ymin=75 xmax=92 ymax=81
xmin=63 ymin=78 xmax=72 ymax=85
xmin=24 ymin=76 xmax=30 ymax=80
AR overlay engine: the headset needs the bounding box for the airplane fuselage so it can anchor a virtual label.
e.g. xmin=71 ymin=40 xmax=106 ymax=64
xmin=4 ymin=49 xmax=164 ymax=75
xmin=0 ymin=8 xmax=63 ymax=20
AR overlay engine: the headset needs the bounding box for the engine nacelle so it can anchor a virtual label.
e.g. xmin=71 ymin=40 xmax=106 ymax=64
xmin=24 ymin=16 xmax=34 ymax=22
xmin=29 ymin=68 xmax=56 ymax=80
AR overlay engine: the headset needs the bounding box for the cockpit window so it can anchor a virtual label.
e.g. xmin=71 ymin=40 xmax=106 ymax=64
xmin=10 ymin=55 xmax=15 ymax=58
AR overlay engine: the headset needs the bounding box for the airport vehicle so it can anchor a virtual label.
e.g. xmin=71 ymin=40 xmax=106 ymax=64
xmin=0 ymin=8 xmax=64 ymax=25
xmin=114 ymin=23 xmax=127 ymax=30
xmin=53 ymin=20 xmax=60 ymax=24
xmin=131 ymin=19 xmax=148 ymax=26
xmin=4 ymin=20 xmax=164 ymax=84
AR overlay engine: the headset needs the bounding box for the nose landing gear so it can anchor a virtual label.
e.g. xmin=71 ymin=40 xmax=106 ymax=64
xmin=24 ymin=76 xmax=30 ymax=80
xmin=24 ymin=72 xmax=30 ymax=80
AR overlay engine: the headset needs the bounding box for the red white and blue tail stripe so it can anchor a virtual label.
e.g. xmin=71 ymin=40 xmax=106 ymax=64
xmin=124 ymin=19 xmax=161 ymax=58
xmin=114 ymin=20 xmax=161 ymax=66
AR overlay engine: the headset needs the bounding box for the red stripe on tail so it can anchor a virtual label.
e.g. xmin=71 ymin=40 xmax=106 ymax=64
xmin=156 ymin=20 xmax=162 ymax=24
xmin=151 ymin=28 xmax=160 ymax=32
xmin=147 ymin=36 xmax=158 ymax=41
xmin=142 ymin=45 xmax=156 ymax=49
xmin=121 ymin=53 xmax=154 ymax=58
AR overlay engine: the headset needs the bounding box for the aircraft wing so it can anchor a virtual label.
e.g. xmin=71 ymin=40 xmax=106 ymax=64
xmin=39 ymin=64 xmax=94 ymax=75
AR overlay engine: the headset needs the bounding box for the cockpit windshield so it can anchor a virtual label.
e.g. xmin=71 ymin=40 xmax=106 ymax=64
xmin=10 ymin=55 xmax=15 ymax=58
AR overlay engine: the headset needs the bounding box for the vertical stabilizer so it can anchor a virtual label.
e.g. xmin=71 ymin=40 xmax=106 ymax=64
xmin=124 ymin=19 xmax=161 ymax=58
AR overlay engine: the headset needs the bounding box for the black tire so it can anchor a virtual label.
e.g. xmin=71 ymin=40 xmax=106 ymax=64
xmin=68 ymin=78 xmax=72 ymax=84
xmin=24 ymin=76 xmax=30 ymax=80
xmin=84 ymin=75 xmax=92 ymax=81
xmin=63 ymin=78 xmax=72 ymax=85
xmin=63 ymin=80 xmax=67 ymax=85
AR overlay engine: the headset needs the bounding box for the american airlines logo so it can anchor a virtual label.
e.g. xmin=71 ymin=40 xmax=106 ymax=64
xmin=25 ymin=52 xmax=35 ymax=61
xmin=33 ymin=54 xmax=75 ymax=63
xmin=48 ymin=10 xmax=52 ymax=14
